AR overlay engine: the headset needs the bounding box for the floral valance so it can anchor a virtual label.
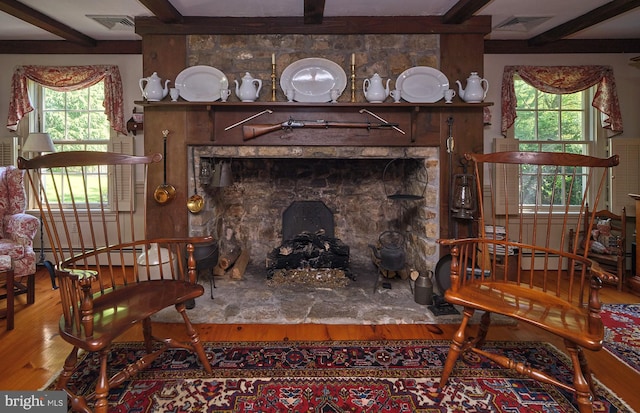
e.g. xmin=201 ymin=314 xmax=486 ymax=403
xmin=501 ymin=65 xmax=623 ymax=137
xmin=6 ymin=65 xmax=126 ymax=135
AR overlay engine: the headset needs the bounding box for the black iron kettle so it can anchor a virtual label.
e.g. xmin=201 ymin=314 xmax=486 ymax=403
xmin=369 ymin=230 xmax=406 ymax=271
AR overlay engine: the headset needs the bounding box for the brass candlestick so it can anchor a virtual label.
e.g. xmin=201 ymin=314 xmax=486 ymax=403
xmin=350 ymin=63 xmax=356 ymax=102
xmin=271 ymin=63 xmax=277 ymax=102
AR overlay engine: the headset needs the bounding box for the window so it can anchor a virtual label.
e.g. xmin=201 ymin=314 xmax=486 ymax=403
xmin=29 ymin=81 xmax=133 ymax=209
xmin=502 ymin=78 xmax=596 ymax=209
xmin=41 ymin=81 xmax=111 ymax=152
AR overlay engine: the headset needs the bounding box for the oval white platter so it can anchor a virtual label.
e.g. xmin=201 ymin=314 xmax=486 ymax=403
xmin=175 ymin=65 xmax=229 ymax=102
xmin=395 ymin=66 xmax=449 ymax=103
xmin=280 ymin=58 xmax=347 ymax=103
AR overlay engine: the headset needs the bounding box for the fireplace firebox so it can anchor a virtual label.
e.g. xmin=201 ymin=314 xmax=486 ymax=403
xmin=266 ymin=201 xmax=351 ymax=282
xmin=188 ymin=146 xmax=439 ymax=282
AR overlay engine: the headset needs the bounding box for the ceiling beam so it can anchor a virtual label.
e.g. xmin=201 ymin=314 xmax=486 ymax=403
xmin=137 ymin=0 xmax=183 ymax=24
xmin=135 ymin=15 xmax=492 ymax=35
xmin=0 ymin=40 xmax=141 ymax=54
xmin=304 ymin=0 xmax=325 ymax=24
xmin=443 ymin=0 xmax=492 ymax=24
xmin=0 ymin=0 xmax=96 ymax=46
xmin=1 ymin=38 xmax=637 ymax=55
xmin=486 ymin=38 xmax=640 ymax=54
xmin=528 ymin=0 xmax=640 ymax=46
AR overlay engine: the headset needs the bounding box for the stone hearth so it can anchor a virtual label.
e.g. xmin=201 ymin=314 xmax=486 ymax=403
xmin=155 ymin=262 xmax=452 ymax=325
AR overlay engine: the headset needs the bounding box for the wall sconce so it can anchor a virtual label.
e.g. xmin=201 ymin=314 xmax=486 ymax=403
xmin=450 ymin=173 xmax=476 ymax=220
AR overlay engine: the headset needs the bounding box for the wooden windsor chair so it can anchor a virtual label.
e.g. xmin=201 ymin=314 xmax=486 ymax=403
xmin=437 ymin=151 xmax=619 ymax=413
xmin=18 ymin=151 xmax=213 ymax=413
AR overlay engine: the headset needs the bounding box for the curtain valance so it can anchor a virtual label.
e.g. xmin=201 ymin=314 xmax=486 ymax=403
xmin=6 ymin=65 xmax=126 ymax=135
xmin=501 ymin=65 xmax=623 ymax=136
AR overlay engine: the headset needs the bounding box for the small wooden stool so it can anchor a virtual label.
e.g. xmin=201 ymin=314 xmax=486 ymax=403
xmin=0 ymin=255 xmax=14 ymax=331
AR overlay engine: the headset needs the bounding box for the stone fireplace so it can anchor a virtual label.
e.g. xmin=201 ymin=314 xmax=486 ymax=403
xmin=188 ymin=145 xmax=439 ymax=278
xmin=140 ymin=30 xmax=488 ymax=262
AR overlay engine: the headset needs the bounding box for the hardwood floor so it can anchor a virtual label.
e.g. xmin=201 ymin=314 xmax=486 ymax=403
xmin=1 ymin=267 xmax=639 ymax=409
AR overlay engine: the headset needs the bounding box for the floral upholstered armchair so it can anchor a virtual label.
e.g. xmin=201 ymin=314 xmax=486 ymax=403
xmin=0 ymin=165 xmax=38 ymax=305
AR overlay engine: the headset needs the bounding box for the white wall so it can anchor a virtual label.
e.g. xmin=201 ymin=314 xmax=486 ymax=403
xmin=0 ymin=54 xmax=143 ymax=155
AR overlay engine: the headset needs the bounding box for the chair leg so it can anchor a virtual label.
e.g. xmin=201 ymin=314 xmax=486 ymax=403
xmin=438 ymin=307 xmax=474 ymax=389
xmin=55 ymin=347 xmax=79 ymax=392
xmin=142 ymin=317 xmax=153 ymax=354
xmin=176 ymin=302 xmax=212 ymax=374
xmin=564 ymin=340 xmax=594 ymax=413
xmin=92 ymin=348 xmax=110 ymax=413
xmin=576 ymin=344 xmax=596 ymax=395
xmin=617 ymin=261 xmax=623 ymax=291
xmin=476 ymin=311 xmax=491 ymax=348
xmin=4 ymin=269 xmax=14 ymax=331
xmin=26 ymin=273 xmax=35 ymax=304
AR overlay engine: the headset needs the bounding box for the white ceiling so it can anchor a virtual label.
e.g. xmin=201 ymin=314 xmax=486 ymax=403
xmin=0 ymin=0 xmax=639 ymax=41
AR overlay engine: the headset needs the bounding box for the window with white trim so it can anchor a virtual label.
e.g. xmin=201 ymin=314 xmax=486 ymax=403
xmin=29 ymin=81 xmax=133 ymax=209
xmin=500 ymin=77 xmax=598 ymax=209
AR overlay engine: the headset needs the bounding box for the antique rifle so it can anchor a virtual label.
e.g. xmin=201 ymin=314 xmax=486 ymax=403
xmin=242 ymin=118 xmax=399 ymax=140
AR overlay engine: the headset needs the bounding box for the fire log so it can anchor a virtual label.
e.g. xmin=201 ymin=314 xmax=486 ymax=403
xmin=214 ymin=228 xmax=242 ymax=275
xmin=218 ymin=250 xmax=241 ymax=270
xmin=229 ymin=248 xmax=250 ymax=280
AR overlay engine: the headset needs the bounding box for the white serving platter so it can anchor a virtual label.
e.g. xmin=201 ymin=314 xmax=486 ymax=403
xmin=175 ymin=65 xmax=229 ymax=102
xmin=395 ymin=66 xmax=449 ymax=103
xmin=280 ymin=58 xmax=347 ymax=103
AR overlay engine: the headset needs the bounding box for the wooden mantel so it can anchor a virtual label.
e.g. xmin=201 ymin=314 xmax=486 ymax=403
xmin=141 ymin=32 xmax=486 ymax=244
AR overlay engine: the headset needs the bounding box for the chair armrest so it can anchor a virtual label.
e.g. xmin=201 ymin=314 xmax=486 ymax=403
xmin=4 ymin=213 xmax=39 ymax=246
xmin=588 ymin=259 xmax=619 ymax=286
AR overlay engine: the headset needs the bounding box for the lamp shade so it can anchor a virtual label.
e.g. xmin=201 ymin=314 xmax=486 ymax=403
xmin=23 ymin=132 xmax=55 ymax=154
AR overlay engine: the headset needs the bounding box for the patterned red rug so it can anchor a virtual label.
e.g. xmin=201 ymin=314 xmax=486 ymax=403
xmin=49 ymin=340 xmax=634 ymax=412
xmin=601 ymin=303 xmax=640 ymax=374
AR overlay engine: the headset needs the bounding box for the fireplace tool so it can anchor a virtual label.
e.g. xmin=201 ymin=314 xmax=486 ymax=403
xmin=435 ymin=117 xmax=456 ymax=295
xmin=153 ymin=130 xmax=176 ymax=204
xmin=187 ymin=146 xmax=204 ymax=213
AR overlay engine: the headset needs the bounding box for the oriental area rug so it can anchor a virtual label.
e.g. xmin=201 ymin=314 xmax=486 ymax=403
xmin=47 ymin=340 xmax=634 ymax=412
xmin=601 ymin=303 xmax=640 ymax=374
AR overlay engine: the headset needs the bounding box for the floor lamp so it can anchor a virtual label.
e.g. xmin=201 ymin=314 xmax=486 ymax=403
xmin=22 ymin=132 xmax=57 ymax=288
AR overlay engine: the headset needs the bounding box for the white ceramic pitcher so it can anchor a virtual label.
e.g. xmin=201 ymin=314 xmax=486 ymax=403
xmin=139 ymin=72 xmax=169 ymax=101
xmin=234 ymin=72 xmax=262 ymax=102
xmin=456 ymin=72 xmax=489 ymax=103
xmin=363 ymin=73 xmax=390 ymax=103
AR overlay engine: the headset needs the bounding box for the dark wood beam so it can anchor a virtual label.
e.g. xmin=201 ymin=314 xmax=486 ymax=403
xmin=135 ymin=15 xmax=492 ymax=36
xmin=304 ymin=0 xmax=325 ymax=24
xmin=0 ymin=0 xmax=96 ymax=47
xmin=0 ymin=40 xmax=141 ymax=54
xmin=485 ymin=38 xmax=640 ymax=54
xmin=3 ymin=38 xmax=637 ymax=55
xmin=443 ymin=0 xmax=492 ymax=24
xmin=137 ymin=0 xmax=183 ymax=24
xmin=528 ymin=0 xmax=640 ymax=46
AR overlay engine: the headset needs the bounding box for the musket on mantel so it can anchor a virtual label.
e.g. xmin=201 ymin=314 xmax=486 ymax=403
xmin=242 ymin=118 xmax=400 ymax=141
